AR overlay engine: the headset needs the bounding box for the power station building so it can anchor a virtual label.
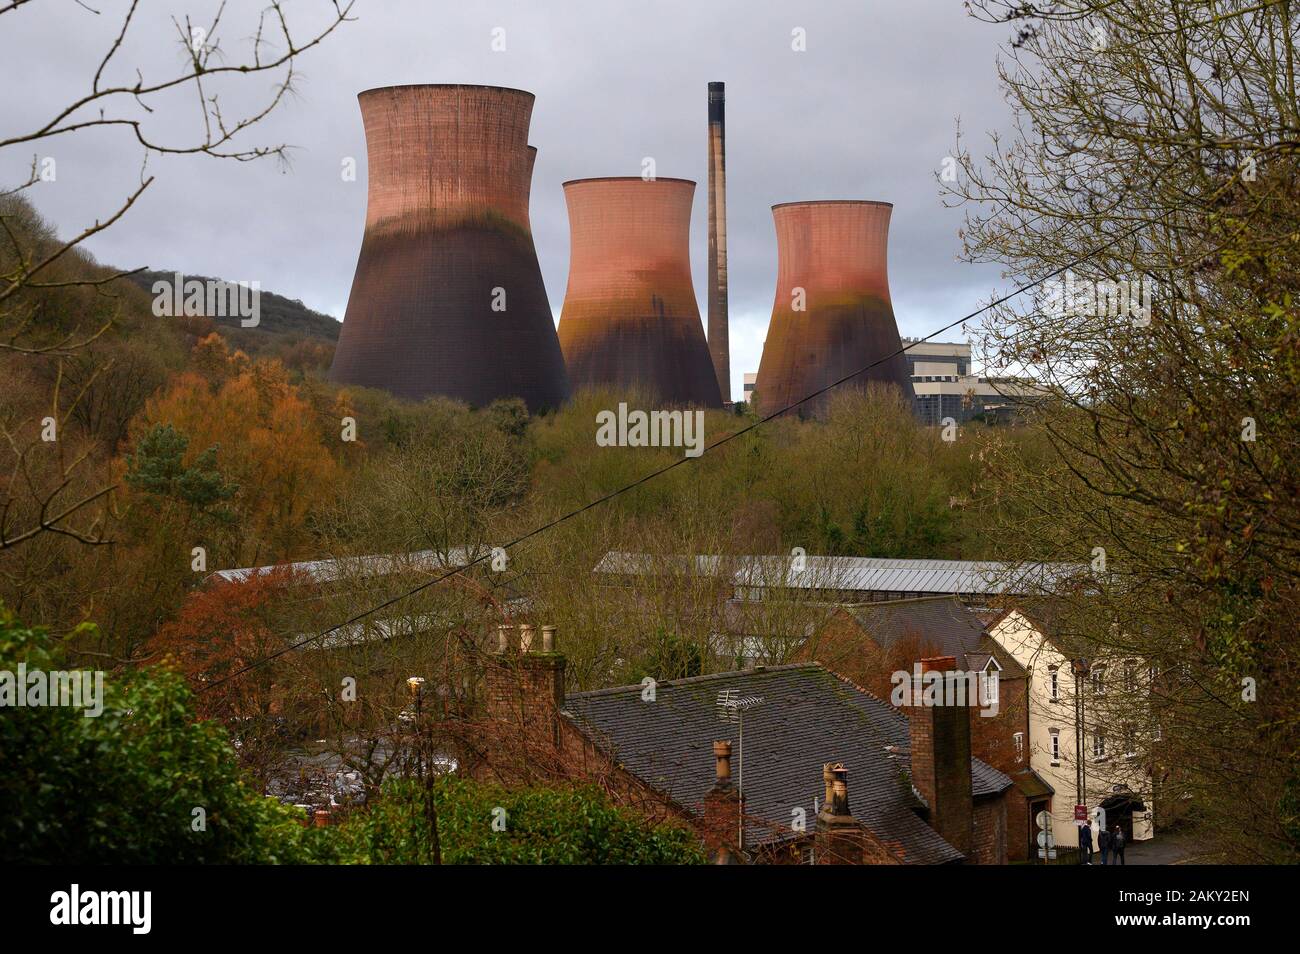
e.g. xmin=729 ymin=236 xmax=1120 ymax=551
xmin=329 ymin=84 xmax=570 ymax=413
xmin=557 ymin=177 xmax=721 ymax=407
xmin=754 ymin=200 xmax=913 ymax=417
xmin=903 ymin=338 xmax=1046 ymax=425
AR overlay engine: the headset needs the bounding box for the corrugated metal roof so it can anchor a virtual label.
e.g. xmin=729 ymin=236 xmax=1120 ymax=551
xmin=596 ymin=551 xmax=1081 ymax=597
xmin=206 ymin=546 xmax=486 ymax=587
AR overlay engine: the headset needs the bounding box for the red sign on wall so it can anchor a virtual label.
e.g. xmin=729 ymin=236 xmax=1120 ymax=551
xmin=1074 ymin=804 xmax=1088 ymax=821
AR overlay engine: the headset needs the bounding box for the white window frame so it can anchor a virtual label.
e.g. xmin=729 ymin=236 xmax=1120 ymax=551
xmin=1048 ymin=666 xmax=1060 ymax=702
xmin=981 ymin=658 xmax=1001 ymax=705
xmin=1093 ymin=731 xmax=1107 ymax=760
xmin=1013 ymin=731 xmax=1024 ymax=762
xmin=1049 ymin=729 xmax=1061 ymax=765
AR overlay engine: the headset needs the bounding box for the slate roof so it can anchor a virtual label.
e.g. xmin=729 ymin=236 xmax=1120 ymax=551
xmin=885 ymin=742 xmax=1014 ymax=800
xmin=839 ymin=596 xmax=987 ymax=663
xmin=832 ymin=597 xmax=1028 ymax=680
xmin=563 ymin=663 xmax=1013 ymax=864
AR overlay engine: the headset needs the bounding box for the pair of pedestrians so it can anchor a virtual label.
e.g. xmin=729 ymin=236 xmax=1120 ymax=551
xmin=1079 ymin=821 xmax=1127 ymax=864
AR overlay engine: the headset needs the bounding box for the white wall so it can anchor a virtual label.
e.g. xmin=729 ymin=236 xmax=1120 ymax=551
xmin=988 ymin=611 xmax=1154 ymax=846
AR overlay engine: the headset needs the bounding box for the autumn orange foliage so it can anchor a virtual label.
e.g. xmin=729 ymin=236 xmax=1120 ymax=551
xmin=136 ymin=334 xmax=340 ymax=562
xmin=150 ymin=567 xmax=307 ymax=718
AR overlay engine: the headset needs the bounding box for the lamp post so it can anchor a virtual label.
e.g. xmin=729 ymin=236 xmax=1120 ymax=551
xmin=1071 ymin=658 xmax=1090 ymax=853
xmin=407 ymin=675 xmax=441 ymax=864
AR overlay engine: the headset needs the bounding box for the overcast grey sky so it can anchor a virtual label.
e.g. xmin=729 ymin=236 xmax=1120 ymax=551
xmin=2 ymin=0 xmax=1017 ymax=396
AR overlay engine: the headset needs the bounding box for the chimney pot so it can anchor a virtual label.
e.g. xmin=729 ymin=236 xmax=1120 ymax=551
xmin=832 ymin=764 xmax=850 ymax=814
xmin=313 ymin=809 xmax=330 ymax=828
xmin=815 ymin=761 xmax=861 ymax=863
xmin=519 ymin=623 xmax=535 ymax=653
xmin=541 ymin=624 xmax=556 ymax=652
xmin=713 ymin=740 xmax=733 ymax=784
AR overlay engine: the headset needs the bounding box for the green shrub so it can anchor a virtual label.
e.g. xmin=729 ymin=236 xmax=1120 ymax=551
xmin=336 ymin=776 xmax=705 ymax=865
xmin=0 ymin=605 xmax=332 ymax=864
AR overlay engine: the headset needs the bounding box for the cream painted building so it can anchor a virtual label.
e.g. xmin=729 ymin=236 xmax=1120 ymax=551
xmin=987 ymin=608 xmax=1155 ymax=853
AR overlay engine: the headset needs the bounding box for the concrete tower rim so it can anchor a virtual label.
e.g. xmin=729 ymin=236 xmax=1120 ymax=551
xmin=563 ymin=176 xmax=697 ymax=187
xmin=357 ymin=83 xmax=536 ymax=100
xmin=772 ymin=199 xmax=894 ymax=211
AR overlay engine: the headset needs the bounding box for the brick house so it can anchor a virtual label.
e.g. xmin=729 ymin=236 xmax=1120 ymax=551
xmin=477 ymin=625 xmax=1014 ymax=864
xmin=794 ymin=596 xmax=1054 ymax=861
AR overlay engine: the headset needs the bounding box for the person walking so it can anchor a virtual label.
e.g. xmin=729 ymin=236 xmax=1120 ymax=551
xmin=1098 ymin=825 xmax=1112 ymax=865
xmin=1078 ymin=821 xmax=1093 ymax=864
xmin=1112 ymin=824 xmax=1126 ymax=865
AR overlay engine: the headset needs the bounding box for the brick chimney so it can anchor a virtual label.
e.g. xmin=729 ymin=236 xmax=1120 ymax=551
xmin=904 ymin=655 xmax=974 ymax=858
xmin=815 ymin=762 xmax=863 ymax=864
xmin=702 ymin=740 xmax=743 ymax=864
xmin=484 ymin=622 xmax=567 ymax=748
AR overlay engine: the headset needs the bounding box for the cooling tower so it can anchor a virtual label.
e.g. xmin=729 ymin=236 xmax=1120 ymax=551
xmin=754 ymin=201 xmax=914 ymax=417
xmin=329 ymin=85 xmax=570 ymax=412
xmin=557 ymin=177 xmax=722 ymax=408
xmin=524 ymin=146 xmax=538 ymax=210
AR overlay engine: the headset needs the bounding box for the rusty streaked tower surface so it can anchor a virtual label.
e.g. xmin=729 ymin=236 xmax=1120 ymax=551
xmin=557 ymin=177 xmax=721 ymax=407
xmin=329 ymin=85 xmax=570 ymax=412
xmin=755 ymin=201 xmax=914 ymax=417
xmin=707 ymin=81 xmax=730 ymax=403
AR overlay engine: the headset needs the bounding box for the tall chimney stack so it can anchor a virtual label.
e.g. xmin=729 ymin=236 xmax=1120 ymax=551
xmin=707 ymin=81 xmax=731 ymax=404
xmin=702 ymin=740 xmax=743 ymax=864
xmin=815 ymin=763 xmax=863 ymax=864
xmin=484 ymin=623 xmax=566 ymax=752
xmin=903 ymin=656 xmax=974 ymax=859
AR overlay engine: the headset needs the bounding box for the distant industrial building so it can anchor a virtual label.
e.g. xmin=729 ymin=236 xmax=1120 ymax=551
xmin=903 ymin=338 xmax=1044 ymax=425
xmin=594 ymin=551 xmax=1079 ymax=608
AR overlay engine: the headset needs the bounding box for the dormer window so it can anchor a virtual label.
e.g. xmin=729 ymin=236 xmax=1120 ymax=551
xmin=981 ymin=658 xmax=1001 ymax=704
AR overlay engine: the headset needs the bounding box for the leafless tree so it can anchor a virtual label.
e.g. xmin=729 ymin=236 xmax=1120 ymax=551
xmin=0 ymin=0 xmax=354 ymax=552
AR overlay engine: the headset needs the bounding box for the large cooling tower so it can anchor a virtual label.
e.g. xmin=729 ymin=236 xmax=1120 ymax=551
xmin=329 ymin=85 xmax=570 ymax=412
xmin=557 ymin=177 xmax=722 ymax=408
xmin=754 ymin=201 xmax=914 ymax=417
